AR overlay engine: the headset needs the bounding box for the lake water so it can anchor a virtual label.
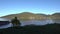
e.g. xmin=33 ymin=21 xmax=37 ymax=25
xmin=0 ymin=19 xmax=60 ymax=29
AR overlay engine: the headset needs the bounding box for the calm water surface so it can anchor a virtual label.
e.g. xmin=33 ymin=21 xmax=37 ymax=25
xmin=0 ymin=19 xmax=60 ymax=29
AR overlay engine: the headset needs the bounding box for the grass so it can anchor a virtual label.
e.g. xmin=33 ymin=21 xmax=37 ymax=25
xmin=0 ymin=23 xmax=60 ymax=34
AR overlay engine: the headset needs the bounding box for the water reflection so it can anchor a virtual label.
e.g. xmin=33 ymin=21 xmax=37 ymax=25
xmin=53 ymin=19 xmax=60 ymax=23
xmin=0 ymin=23 xmax=12 ymax=29
xmin=21 ymin=20 xmax=54 ymax=26
xmin=0 ymin=19 xmax=60 ymax=29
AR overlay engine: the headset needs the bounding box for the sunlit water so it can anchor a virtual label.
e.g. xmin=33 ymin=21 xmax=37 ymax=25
xmin=0 ymin=19 xmax=60 ymax=29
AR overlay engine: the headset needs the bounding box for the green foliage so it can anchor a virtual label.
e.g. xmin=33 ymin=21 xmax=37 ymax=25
xmin=11 ymin=17 xmax=21 ymax=26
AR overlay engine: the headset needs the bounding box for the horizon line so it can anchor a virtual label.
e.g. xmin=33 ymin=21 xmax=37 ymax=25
xmin=0 ymin=12 xmax=60 ymax=17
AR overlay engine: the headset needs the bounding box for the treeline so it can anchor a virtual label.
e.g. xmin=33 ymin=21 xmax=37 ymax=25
xmin=0 ymin=23 xmax=60 ymax=34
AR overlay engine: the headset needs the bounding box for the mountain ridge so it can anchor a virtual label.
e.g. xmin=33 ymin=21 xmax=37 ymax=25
xmin=1 ymin=12 xmax=60 ymax=20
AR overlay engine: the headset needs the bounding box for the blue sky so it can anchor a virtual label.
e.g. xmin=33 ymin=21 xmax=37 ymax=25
xmin=0 ymin=0 xmax=60 ymax=17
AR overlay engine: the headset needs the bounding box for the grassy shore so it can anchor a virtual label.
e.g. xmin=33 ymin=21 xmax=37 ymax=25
xmin=0 ymin=23 xmax=60 ymax=34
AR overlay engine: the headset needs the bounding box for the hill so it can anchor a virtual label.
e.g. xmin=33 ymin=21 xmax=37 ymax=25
xmin=50 ymin=13 xmax=60 ymax=20
xmin=1 ymin=12 xmax=60 ymax=20
xmin=1 ymin=12 xmax=47 ymax=20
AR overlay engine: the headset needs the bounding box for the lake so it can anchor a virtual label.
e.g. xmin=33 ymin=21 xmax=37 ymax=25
xmin=0 ymin=19 xmax=60 ymax=29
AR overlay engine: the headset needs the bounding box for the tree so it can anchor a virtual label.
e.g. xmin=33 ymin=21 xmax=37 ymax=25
xmin=11 ymin=17 xmax=21 ymax=27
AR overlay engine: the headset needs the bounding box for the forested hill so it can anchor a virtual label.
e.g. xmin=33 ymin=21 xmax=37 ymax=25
xmin=1 ymin=12 xmax=60 ymax=20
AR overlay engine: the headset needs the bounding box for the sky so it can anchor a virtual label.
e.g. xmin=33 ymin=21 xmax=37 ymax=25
xmin=0 ymin=0 xmax=60 ymax=17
